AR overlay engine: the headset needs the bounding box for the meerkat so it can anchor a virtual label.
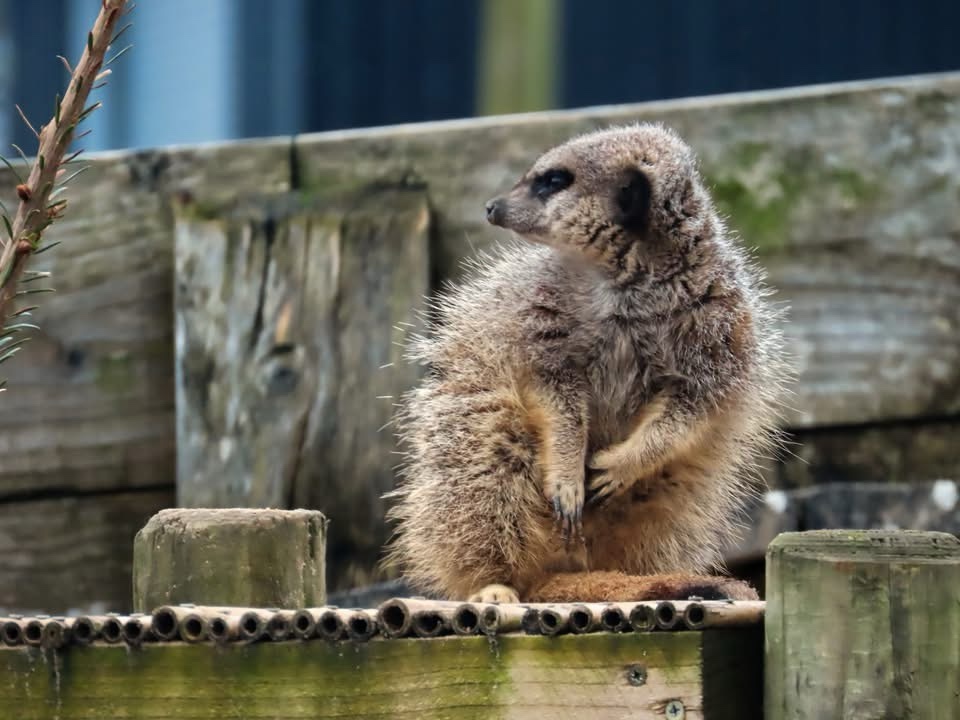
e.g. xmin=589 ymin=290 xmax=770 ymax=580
xmin=383 ymin=122 xmax=789 ymax=604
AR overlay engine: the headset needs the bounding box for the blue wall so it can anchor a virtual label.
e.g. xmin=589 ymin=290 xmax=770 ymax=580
xmin=5 ymin=0 xmax=960 ymax=153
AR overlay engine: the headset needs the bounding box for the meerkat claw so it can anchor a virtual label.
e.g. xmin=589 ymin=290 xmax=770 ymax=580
xmin=553 ymin=497 xmax=583 ymax=546
xmin=587 ymin=466 xmax=630 ymax=508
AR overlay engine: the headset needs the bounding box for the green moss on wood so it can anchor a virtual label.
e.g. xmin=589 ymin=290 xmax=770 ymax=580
xmin=0 ymin=633 xmax=716 ymax=719
xmin=709 ymin=176 xmax=791 ymax=252
xmin=706 ymin=141 xmax=882 ymax=253
xmin=95 ymin=351 xmax=135 ymax=394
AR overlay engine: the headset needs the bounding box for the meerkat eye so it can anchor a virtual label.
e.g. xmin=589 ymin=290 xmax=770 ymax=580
xmin=531 ymin=169 xmax=574 ymax=201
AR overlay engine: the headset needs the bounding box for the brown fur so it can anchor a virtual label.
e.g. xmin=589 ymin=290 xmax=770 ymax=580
xmin=528 ymin=571 xmax=759 ymax=603
xmin=383 ymin=123 xmax=791 ymax=603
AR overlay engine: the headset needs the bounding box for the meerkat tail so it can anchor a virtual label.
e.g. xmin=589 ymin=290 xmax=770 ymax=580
xmin=526 ymin=570 xmax=759 ymax=602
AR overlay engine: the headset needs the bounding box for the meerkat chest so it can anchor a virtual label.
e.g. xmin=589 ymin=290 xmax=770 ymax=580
xmin=585 ymin=324 xmax=659 ymax=444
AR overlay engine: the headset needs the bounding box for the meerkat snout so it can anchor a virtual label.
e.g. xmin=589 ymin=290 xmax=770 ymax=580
xmin=485 ymin=197 xmax=506 ymax=226
xmin=484 ymin=166 xmax=576 ymax=238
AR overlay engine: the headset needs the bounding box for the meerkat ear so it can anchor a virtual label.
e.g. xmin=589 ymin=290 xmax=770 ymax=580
xmin=614 ymin=169 xmax=651 ymax=233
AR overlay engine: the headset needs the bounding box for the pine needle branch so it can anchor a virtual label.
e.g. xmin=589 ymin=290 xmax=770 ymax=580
xmin=0 ymin=0 xmax=131 ymax=387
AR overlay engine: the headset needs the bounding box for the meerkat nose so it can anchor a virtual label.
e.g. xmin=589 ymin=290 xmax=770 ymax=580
xmin=485 ymin=198 xmax=505 ymax=226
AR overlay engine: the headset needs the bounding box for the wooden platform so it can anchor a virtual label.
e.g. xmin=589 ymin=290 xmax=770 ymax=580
xmin=1 ymin=601 xmax=763 ymax=720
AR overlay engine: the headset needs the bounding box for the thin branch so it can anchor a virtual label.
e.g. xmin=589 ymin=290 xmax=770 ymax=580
xmin=0 ymin=0 xmax=132 ymax=383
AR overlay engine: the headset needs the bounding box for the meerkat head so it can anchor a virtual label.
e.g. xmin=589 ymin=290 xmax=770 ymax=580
xmin=485 ymin=123 xmax=714 ymax=276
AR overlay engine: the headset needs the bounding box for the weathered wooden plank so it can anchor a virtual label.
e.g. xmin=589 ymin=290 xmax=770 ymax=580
xmin=295 ymin=72 xmax=960 ymax=428
xmin=174 ymin=186 xmax=430 ymax=590
xmin=0 ymin=490 xmax=173 ymax=615
xmin=0 ymin=139 xmax=292 ymax=499
xmin=0 ymin=630 xmax=762 ymax=719
xmin=765 ymin=530 xmax=960 ymax=719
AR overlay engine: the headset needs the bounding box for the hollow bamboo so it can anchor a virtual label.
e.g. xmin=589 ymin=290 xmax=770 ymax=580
xmin=345 ymin=610 xmax=378 ymax=642
xmin=451 ymin=603 xmax=481 ymax=636
xmin=121 ymin=615 xmax=153 ymax=645
xmin=266 ymin=610 xmax=296 ymax=642
xmin=316 ymin=609 xmax=347 ymax=642
xmin=1 ymin=618 xmax=24 ymax=646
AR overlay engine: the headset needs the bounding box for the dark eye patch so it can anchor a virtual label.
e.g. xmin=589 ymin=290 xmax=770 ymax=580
xmin=531 ymin=168 xmax=574 ymax=201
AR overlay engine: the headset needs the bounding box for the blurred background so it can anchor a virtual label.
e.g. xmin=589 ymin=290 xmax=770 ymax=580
xmin=2 ymin=0 xmax=960 ymax=152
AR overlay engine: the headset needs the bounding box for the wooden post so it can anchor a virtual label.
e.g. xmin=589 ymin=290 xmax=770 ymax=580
xmin=765 ymin=529 xmax=960 ymax=719
xmin=132 ymin=508 xmax=327 ymax=612
xmin=173 ymin=187 xmax=430 ymax=593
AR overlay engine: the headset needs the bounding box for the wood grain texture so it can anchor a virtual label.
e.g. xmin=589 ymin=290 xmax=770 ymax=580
xmin=0 ymin=630 xmax=763 ymax=719
xmin=0 ymin=139 xmax=292 ymax=499
xmin=765 ymin=530 xmax=960 ymax=719
xmin=295 ymin=72 xmax=960 ymax=428
xmin=132 ymin=508 xmax=327 ymax=612
xmin=0 ymin=140 xmax=290 ymax=615
xmin=174 ymin=186 xmax=430 ymax=590
xmin=0 ymin=490 xmax=173 ymax=615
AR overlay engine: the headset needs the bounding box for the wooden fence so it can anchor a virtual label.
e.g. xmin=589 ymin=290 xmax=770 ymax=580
xmin=1 ymin=71 xmax=959 ymax=613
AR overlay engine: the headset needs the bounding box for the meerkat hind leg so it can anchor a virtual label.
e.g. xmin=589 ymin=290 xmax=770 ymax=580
xmin=468 ymin=584 xmax=521 ymax=604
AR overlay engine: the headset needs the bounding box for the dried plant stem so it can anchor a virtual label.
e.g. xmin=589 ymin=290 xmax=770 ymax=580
xmin=0 ymin=0 xmax=130 ymax=375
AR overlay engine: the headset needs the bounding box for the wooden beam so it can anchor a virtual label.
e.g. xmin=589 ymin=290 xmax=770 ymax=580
xmin=295 ymin=72 xmax=960 ymax=428
xmin=0 ymin=628 xmax=762 ymax=719
xmin=765 ymin=529 xmax=960 ymax=718
xmin=0 ymin=490 xmax=173 ymax=615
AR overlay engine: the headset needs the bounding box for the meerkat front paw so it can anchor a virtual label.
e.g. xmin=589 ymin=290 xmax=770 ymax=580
xmin=547 ymin=476 xmax=584 ymax=544
xmin=468 ymin=584 xmax=520 ymax=604
xmin=586 ymin=448 xmax=636 ymax=506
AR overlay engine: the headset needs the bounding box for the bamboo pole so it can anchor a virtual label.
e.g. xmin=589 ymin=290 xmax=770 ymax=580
xmin=41 ymin=618 xmax=72 ymax=649
xmin=291 ymin=609 xmax=322 ymax=640
xmin=537 ymin=606 xmax=571 ymax=636
xmin=266 ymin=611 xmax=296 ymax=642
xmin=451 ymin=603 xmax=481 ymax=636
xmin=345 ymin=610 xmax=377 ymax=642
xmin=598 ymin=603 xmax=637 ymax=633
xmin=316 ymin=609 xmax=347 ymax=642
xmin=682 ymin=600 xmax=764 ymax=630
xmin=377 ymin=599 xmax=461 ymax=638
xmin=1 ymin=618 xmax=24 ymax=646
xmin=629 ymin=604 xmax=656 ymax=632
xmin=23 ymin=619 xmax=43 ymax=646
xmin=151 ymin=606 xmax=192 ymax=641
xmin=567 ymin=604 xmax=599 ymax=634
xmin=121 ymin=615 xmax=153 ymax=645
xmin=209 ymin=612 xmax=244 ymax=644
xmin=411 ymin=610 xmax=452 ymax=638
xmin=654 ymin=602 xmax=681 ymax=630
xmin=100 ymin=615 xmax=126 ymax=644
xmin=478 ymin=604 xmax=529 ymax=635
xmin=238 ymin=609 xmax=274 ymax=643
